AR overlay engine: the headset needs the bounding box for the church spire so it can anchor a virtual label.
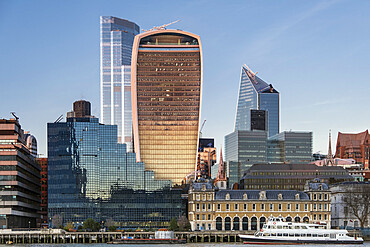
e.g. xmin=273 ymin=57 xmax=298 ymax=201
xmin=216 ymin=148 xmax=226 ymax=181
xmin=327 ymin=130 xmax=334 ymax=166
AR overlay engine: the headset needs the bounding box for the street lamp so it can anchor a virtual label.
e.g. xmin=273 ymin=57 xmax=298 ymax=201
xmin=28 ymin=221 xmax=31 ymax=231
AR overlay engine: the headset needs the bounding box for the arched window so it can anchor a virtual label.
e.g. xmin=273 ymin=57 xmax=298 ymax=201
xmin=224 ymin=217 xmax=231 ymax=231
xmin=295 ymin=216 xmax=301 ymax=223
xmin=303 ymin=217 xmax=309 ymax=223
xmin=242 ymin=217 xmax=248 ymax=230
xmin=286 ymin=216 xmax=292 ymax=222
xmin=216 ymin=217 xmax=222 ymax=230
xmin=233 ymin=217 xmax=240 ymax=230
xmin=259 ymin=216 xmax=266 ymax=229
xmin=251 ymin=217 xmax=258 ymax=231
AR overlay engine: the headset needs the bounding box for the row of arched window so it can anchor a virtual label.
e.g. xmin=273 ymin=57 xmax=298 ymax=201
xmin=215 ymin=216 xmax=310 ymax=231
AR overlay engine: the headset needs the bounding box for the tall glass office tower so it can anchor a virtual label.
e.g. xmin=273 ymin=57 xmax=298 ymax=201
xmin=234 ymin=65 xmax=279 ymax=137
xmin=48 ymin=101 xmax=184 ymax=228
xmin=100 ymin=16 xmax=140 ymax=150
xmin=131 ymin=30 xmax=202 ymax=185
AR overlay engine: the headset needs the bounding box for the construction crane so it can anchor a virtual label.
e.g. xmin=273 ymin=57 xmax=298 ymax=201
xmin=10 ymin=112 xmax=19 ymax=121
xmin=199 ymin=119 xmax=206 ymax=138
xmin=142 ymin=20 xmax=180 ymax=32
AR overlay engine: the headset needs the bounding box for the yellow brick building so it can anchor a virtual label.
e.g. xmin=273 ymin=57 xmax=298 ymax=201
xmin=188 ymin=179 xmax=331 ymax=231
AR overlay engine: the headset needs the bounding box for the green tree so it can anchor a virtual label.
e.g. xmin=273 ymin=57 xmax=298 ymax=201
xmin=83 ymin=218 xmax=100 ymax=232
xmin=168 ymin=217 xmax=179 ymax=231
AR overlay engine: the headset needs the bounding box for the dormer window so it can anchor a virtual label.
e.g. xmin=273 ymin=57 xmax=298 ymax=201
xmin=243 ymin=193 xmax=248 ymax=200
xmin=202 ymin=184 xmax=206 ymax=191
xmin=295 ymin=193 xmax=300 ymax=200
xmin=278 ymin=193 xmax=283 ymax=200
xmin=226 ymin=193 xmax=230 ymax=200
xmin=259 ymin=191 xmax=266 ymax=200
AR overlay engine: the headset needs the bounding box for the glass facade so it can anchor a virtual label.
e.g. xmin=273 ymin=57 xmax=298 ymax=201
xmin=268 ymin=131 xmax=313 ymax=163
xmin=132 ymin=31 xmax=202 ymax=185
xmin=100 ymin=16 xmax=139 ymax=150
xmin=47 ymin=115 xmax=184 ymax=228
xmin=235 ymin=65 xmax=279 ymax=137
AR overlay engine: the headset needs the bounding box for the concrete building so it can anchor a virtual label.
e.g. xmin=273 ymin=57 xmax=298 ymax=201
xmin=330 ymin=182 xmax=370 ymax=229
xmin=100 ymin=16 xmax=140 ymax=149
xmin=131 ymin=29 xmax=202 ymax=185
xmin=0 ymin=119 xmax=40 ymax=229
xmin=188 ymin=179 xmax=331 ymax=231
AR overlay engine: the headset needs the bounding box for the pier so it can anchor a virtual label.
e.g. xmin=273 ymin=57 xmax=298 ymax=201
xmin=0 ymin=229 xmax=255 ymax=244
xmin=0 ymin=229 xmax=366 ymax=244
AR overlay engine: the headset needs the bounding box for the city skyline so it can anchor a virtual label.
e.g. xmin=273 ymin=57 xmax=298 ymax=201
xmin=1 ymin=0 xmax=370 ymax=158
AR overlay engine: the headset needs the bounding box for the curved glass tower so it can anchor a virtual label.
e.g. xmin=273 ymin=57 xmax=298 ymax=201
xmin=131 ymin=30 xmax=202 ymax=185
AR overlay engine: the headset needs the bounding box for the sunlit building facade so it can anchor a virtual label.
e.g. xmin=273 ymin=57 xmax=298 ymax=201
xmin=100 ymin=16 xmax=140 ymax=150
xmin=131 ymin=30 xmax=202 ymax=185
xmin=235 ymin=65 xmax=279 ymax=137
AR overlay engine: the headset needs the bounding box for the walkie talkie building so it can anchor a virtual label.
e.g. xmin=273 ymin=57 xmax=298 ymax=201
xmin=131 ymin=30 xmax=202 ymax=185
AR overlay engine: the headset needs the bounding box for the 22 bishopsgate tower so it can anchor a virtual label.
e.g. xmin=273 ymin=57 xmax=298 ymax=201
xmin=100 ymin=16 xmax=139 ymax=150
xmin=131 ymin=30 xmax=203 ymax=185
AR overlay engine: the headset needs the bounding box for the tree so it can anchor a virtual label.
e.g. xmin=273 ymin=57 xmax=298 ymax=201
xmin=105 ymin=218 xmax=116 ymax=232
xmin=83 ymin=218 xmax=100 ymax=232
xmin=177 ymin=215 xmax=191 ymax=231
xmin=343 ymin=183 xmax=370 ymax=228
xmin=52 ymin=214 xmax=63 ymax=228
xmin=168 ymin=217 xmax=179 ymax=231
xmin=64 ymin=222 xmax=74 ymax=231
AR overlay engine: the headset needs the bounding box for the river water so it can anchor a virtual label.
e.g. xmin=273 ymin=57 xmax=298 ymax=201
xmin=1 ymin=243 xmax=369 ymax=247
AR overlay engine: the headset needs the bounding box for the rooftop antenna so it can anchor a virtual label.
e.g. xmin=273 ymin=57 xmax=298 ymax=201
xmin=142 ymin=20 xmax=180 ymax=32
xmin=54 ymin=114 xmax=63 ymax=123
xmin=10 ymin=112 xmax=19 ymax=121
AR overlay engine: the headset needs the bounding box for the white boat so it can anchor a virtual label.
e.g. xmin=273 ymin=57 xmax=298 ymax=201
xmin=239 ymin=216 xmax=363 ymax=245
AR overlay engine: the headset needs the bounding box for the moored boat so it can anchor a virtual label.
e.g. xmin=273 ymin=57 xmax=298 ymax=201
xmin=239 ymin=216 xmax=363 ymax=245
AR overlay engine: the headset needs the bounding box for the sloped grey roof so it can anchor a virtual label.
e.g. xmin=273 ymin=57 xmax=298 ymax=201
xmin=215 ymin=190 xmax=309 ymax=200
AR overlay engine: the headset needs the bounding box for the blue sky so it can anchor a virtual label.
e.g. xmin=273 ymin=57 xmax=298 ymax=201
xmin=1 ymin=0 xmax=370 ymax=157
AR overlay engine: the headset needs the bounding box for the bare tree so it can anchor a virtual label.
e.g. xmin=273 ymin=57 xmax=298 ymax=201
xmin=177 ymin=215 xmax=191 ymax=231
xmin=52 ymin=214 xmax=63 ymax=228
xmin=343 ymin=183 xmax=370 ymax=228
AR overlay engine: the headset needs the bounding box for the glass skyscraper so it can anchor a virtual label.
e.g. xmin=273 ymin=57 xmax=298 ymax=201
xmin=48 ymin=101 xmax=184 ymax=228
xmin=131 ymin=30 xmax=202 ymax=185
xmin=235 ymin=65 xmax=279 ymax=137
xmin=100 ymin=16 xmax=140 ymax=150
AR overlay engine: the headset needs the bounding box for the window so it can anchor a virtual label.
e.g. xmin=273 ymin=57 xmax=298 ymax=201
xmin=324 ymin=204 xmax=327 ymax=210
xmin=202 ymin=214 xmax=206 ymax=220
xmin=235 ymin=204 xmax=238 ymax=211
xmin=261 ymin=204 xmax=265 ymax=211
xmin=196 ymin=203 xmax=200 ymax=210
xmin=208 ymin=214 xmax=211 ymax=220
xmin=324 ymin=194 xmax=328 ymax=200
xmin=296 ymin=204 xmax=299 ymax=211
xmin=217 ymin=204 xmax=221 ymax=211
xmin=196 ymin=214 xmax=200 ymax=220
xmin=226 ymin=204 xmax=230 ymax=211
xmin=252 ymin=204 xmax=256 ymax=211
xmin=278 ymin=204 xmax=282 ymax=211
xmin=244 ymin=204 xmax=247 ymax=211
xmin=313 ymin=194 xmax=317 ymax=200
xmin=208 ymin=203 xmax=211 ymax=211
xmin=313 ymin=214 xmax=317 ymax=220
xmin=196 ymin=194 xmax=200 ymax=201
xmin=313 ymin=204 xmax=317 ymax=210
xmin=270 ymin=204 xmax=273 ymax=210
xmin=319 ymin=204 xmax=322 ymax=210
xmin=319 ymin=194 xmax=322 ymax=200
xmin=304 ymin=204 xmax=308 ymax=211
xmin=287 ymin=204 xmax=291 ymax=210
xmin=202 ymin=204 xmax=206 ymax=211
